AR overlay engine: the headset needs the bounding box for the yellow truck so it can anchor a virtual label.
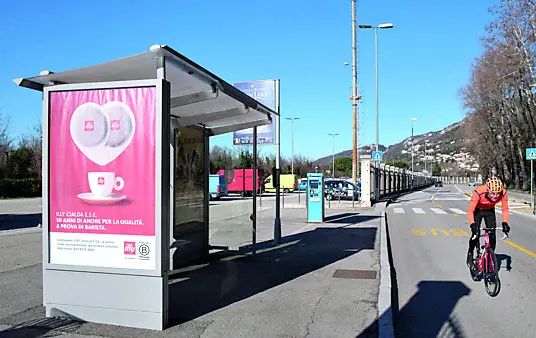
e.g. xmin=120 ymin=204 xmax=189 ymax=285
xmin=264 ymin=174 xmax=298 ymax=193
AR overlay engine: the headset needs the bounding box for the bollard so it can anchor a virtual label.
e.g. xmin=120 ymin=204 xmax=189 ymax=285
xmin=352 ymin=191 xmax=355 ymax=208
xmin=298 ymin=188 xmax=301 ymax=204
xmin=260 ymin=188 xmax=262 ymax=207
xmin=282 ymin=189 xmax=285 ymax=208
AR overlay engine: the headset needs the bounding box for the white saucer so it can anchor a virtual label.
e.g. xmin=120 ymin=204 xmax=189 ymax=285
xmin=77 ymin=193 xmax=127 ymax=205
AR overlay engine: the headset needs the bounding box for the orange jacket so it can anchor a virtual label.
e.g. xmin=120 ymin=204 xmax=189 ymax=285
xmin=467 ymin=185 xmax=509 ymax=224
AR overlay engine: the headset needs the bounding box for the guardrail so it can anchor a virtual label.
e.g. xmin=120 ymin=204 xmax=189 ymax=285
xmin=434 ymin=176 xmax=481 ymax=185
xmin=360 ymin=154 xmax=434 ymax=206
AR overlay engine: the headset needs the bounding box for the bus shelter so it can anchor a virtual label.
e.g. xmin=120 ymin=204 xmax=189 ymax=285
xmin=13 ymin=44 xmax=278 ymax=330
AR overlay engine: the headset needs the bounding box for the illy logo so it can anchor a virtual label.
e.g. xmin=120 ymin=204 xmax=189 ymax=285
xmin=124 ymin=242 xmax=136 ymax=255
xmin=84 ymin=120 xmax=94 ymax=131
xmin=98 ymin=177 xmax=105 ymax=185
xmin=111 ymin=120 xmax=121 ymax=131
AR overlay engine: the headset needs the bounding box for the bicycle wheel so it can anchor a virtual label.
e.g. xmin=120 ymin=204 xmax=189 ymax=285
xmin=484 ymin=247 xmax=501 ymax=297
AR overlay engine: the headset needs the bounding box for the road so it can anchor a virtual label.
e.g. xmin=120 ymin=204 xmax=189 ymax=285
xmin=387 ymin=184 xmax=536 ymax=337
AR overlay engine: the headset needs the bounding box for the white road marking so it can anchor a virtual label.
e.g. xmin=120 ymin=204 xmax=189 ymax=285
xmin=431 ymin=208 xmax=448 ymax=214
xmin=412 ymin=208 xmax=426 ymax=214
xmin=450 ymin=208 xmax=467 ymax=214
xmin=393 ymin=208 xmax=405 ymax=214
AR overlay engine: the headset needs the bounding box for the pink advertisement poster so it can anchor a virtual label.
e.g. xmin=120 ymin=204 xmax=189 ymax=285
xmin=48 ymin=86 xmax=157 ymax=270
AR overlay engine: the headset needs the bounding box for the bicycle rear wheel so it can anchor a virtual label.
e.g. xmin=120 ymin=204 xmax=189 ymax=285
xmin=484 ymin=247 xmax=501 ymax=297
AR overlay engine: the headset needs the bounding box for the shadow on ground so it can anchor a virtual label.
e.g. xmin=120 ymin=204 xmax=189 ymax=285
xmin=356 ymin=212 xmax=472 ymax=338
xmin=0 ymin=317 xmax=82 ymax=338
xmin=0 ymin=214 xmax=378 ymax=337
xmin=168 ymin=221 xmax=377 ymax=326
xmin=496 ymin=254 xmax=512 ymax=272
xmin=357 ymin=280 xmax=471 ymax=338
xmin=324 ymin=213 xmax=380 ymax=224
xmin=0 ymin=214 xmax=41 ymax=231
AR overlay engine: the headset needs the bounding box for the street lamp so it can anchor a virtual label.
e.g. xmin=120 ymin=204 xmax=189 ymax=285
xmin=359 ymin=22 xmax=393 ymax=152
xmin=328 ymin=133 xmax=339 ymax=178
xmin=424 ymin=139 xmax=429 ymax=172
xmin=360 ymin=22 xmax=393 ymax=197
xmin=411 ymin=117 xmax=418 ymax=174
xmin=286 ymin=117 xmax=300 ymax=175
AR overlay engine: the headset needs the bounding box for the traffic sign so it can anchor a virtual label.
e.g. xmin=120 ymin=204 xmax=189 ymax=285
xmin=372 ymin=151 xmax=383 ymax=162
xmin=526 ymin=148 xmax=536 ymax=160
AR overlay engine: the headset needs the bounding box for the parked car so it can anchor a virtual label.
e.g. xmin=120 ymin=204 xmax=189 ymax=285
xmin=324 ymin=179 xmax=361 ymax=200
xmin=298 ymin=180 xmax=307 ymax=191
xmin=434 ymin=180 xmax=443 ymax=187
xmin=468 ymin=178 xmax=476 ymax=187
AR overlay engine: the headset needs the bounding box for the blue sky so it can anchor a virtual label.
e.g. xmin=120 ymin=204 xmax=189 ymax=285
xmin=0 ymin=0 xmax=497 ymax=160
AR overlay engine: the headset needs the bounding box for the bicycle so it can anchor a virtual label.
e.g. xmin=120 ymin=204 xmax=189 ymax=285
xmin=469 ymin=226 xmax=509 ymax=297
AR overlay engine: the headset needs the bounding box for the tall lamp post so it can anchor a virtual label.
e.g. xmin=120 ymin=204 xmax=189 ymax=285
xmin=411 ymin=117 xmax=418 ymax=187
xmin=424 ymin=139 xmax=429 ymax=172
xmin=286 ymin=117 xmax=300 ymax=175
xmin=328 ymin=133 xmax=339 ymax=178
xmin=358 ymin=23 xmax=393 ymax=153
xmin=359 ymin=22 xmax=393 ymax=197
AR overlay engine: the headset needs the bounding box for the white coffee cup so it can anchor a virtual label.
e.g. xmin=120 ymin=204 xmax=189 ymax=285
xmin=88 ymin=172 xmax=125 ymax=197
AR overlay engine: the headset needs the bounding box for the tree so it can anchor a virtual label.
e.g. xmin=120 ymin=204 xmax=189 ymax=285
xmin=0 ymin=111 xmax=11 ymax=177
xmin=330 ymin=157 xmax=352 ymax=177
xmin=459 ymin=0 xmax=536 ymax=190
xmin=17 ymin=123 xmax=42 ymax=179
xmin=432 ymin=161 xmax=442 ymax=177
xmin=5 ymin=147 xmax=35 ymax=179
xmin=209 ymin=145 xmax=234 ymax=174
xmin=237 ymin=150 xmax=253 ymax=169
xmin=387 ymin=161 xmax=410 ymax=170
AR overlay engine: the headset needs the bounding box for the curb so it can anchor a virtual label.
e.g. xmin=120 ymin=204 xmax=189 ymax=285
xmin=378 ymin=209 xmax=395 ymax=338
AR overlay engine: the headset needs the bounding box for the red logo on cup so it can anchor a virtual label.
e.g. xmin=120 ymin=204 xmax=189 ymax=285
xmin=111 ymin=120 xmax=121 ymax=131
xmin=98 ymin=177 xmax=105 ymax=185
xmin=84 ymin=120 xmax=94 ymax=131
xmin=124 ymin=242 xmax=136 ymax=255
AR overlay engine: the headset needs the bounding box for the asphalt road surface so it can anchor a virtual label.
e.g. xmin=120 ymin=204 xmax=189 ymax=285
xmin=387 ymin=184 xmax=536 ymax=337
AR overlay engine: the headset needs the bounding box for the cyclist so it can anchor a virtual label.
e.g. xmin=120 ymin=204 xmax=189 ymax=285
xmin=466 ymin=176 xmax=511 ymax=268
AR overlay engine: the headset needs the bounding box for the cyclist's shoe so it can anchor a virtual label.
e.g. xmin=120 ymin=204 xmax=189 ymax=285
xmin=466 ymin=251 xmax=474 ymax=269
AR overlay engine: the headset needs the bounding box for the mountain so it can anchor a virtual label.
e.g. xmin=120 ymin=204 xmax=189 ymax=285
xmin=314 ymin=118 xmax=479 ymax=175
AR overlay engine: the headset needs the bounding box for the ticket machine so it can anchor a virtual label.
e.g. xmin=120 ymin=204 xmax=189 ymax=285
xmin=307 ymin=173 xmax=325 ymax=222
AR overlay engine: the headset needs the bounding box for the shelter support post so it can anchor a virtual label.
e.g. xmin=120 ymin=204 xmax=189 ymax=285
xmin=274 ymin=79 xmax=281 ymax=245
xmin=252 ymin=127 xmax=257 ymax=254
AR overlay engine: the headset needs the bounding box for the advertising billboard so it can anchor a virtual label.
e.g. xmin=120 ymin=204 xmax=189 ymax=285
xmin=233 ymin=80 xmax=276 ymax=145
xmin=48 ymin=86 xmax=157 ymax=270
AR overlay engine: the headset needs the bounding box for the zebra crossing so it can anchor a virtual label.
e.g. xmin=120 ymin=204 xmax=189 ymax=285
xmin=391 ymin=207 xmax=467 ymax=215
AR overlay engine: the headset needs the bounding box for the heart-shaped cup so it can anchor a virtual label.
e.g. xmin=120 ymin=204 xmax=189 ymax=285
xmin=70 ymin=101 xmax=136 ymax=166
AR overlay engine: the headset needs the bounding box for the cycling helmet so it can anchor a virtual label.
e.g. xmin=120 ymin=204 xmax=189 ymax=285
xmin=486 ymin=176 xmax=503 ymax=193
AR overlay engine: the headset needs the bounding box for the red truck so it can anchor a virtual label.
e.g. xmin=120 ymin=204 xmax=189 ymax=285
xmin=216 ymin=169 xmax=264 ymax=197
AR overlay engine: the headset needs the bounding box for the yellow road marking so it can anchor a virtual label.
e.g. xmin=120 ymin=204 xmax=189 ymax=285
xmin=504 ymin=240 xmax=536 ymax=259
xmin=431 ymin=200 xmax=444 ymax=209
xmin=452 ymin=214 xmax=458 ymax=217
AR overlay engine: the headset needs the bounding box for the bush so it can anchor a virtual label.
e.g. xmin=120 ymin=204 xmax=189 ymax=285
xmin=0 ymin=178 xmax=41 ymax=198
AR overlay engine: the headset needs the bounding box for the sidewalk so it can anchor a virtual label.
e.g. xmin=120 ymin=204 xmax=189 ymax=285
xmin=0 ymin=206 xmax=386 ymax=337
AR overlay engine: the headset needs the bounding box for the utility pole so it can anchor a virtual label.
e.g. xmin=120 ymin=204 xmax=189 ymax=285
xmin=411 ymin=117 xmax=417 ymax=186
xmin=351 ymin=0 xmax=359 ymax=184
xmin=286 ymin=117 xmax=300 ymax=176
